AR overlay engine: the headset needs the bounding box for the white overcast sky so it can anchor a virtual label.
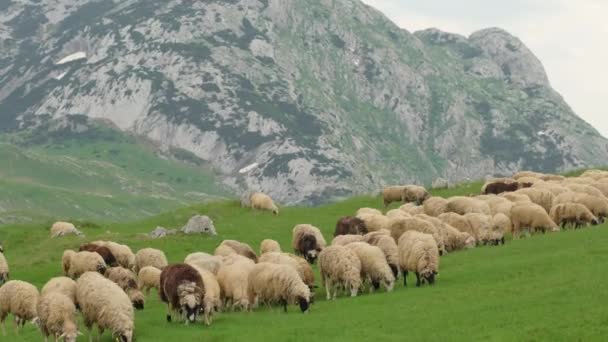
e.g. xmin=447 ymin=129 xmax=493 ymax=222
xmin=362 ymin=0 xmax=608 ymax=137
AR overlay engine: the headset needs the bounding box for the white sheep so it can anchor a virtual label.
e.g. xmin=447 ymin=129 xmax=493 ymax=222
xmin=362 ymin=231 xmax=400 ymax=279
xmin=215 ymin=240 xmax=258 ymax=262
xmin=64 ymin=251 xmax=107 ymax=279
xmin=446 ymin=197 xmax=492 ymax=215
xmin=0 ymin=280 xmax=39 ymax=336
xmin=398 ymin=231 xmax=440 ymax=287
xmin=511 ymin=203 xmax=559 ymax=239
xmin=386 ymin=217 xmax=447 ymax=255
xmin=134 ymin=248 xmax=168 ymax=273
xmin=250 ymin=192 xmax=279 ymax=215
xmin=550 ymin=203 xmax=599 ymax=229
xmin=40 ymin=277 xmax=77 ymax=306
xmin=50 ymin=222 xmax=83 ymax=238
xmin=345 ymin=242 xmax=395 ymax=293
xmin=331 ymin=234 xmax=365 ymax=246
xmin=248 ymin=263 xmax=311 ymax=313
xmin=184 ymin=252 xmax=223 ymax=275
xmin=105 ymin=267 xmax=145 ymax=310
xmin=318 ymin=245 xmax=362 ymax=300
xmin=292 ymin=224 xmax=327 ymax=264
xmin=76 ymin=272 xmax=134 ymax=342
xmin=399 ymin=203 xmax=425 ymax=215
xmin=382 ymin=186 xmax=406 ymax=207
xmin=259 ymin=239 xmax=281 ymax=255
xmin=37 ymin=292 xmax=80 ymax=342
xmin=515 ymin=188 xmax=555 ymax=213
xmin=137 ymin=266 xmax=162 ymax=296
xmin=423 ymin=196 xmax=448 ymax=217
xmin=216 ymin=254 xmax=256 ymax=311
xmin=356 ymin=208 xmax=383 ymax=217
xmin=401 ymin=185 xmax=430 ymax=205
xmin=187 ymin=265 xmax=221 ymax=326
xmin=0 ymin=252 xmax=8 ymax=285
xmin=356 ymin=213 xmax=391 ymax=232
xmin=258 ymin=252 xmax=315 ymax=290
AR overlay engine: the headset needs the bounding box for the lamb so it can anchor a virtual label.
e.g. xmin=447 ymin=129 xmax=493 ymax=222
xmin=37 ymin=292 xmax=80 ymax=342
xmin=105 ymin=267 xmax=145 ymax=310
xmin=160 ymin=263 xmax=205 ymax=324
xmin=401 ymin=185 xmax=430 ymax=205
xmin=356 ymin=208 xmax=383 ymax=216
xmin=187 ymin=265 xmax=221 ymax=325
xmin=258 ymin=252 xmax=315 ymax=290
xmin=79 ymin=243 xmax=118 ymax=267
xmin=64 ymin=251 xmax=107 ymax=279
xmin=399 ymin=203 xmax=425 ymax=215
xmin=382 ymin=186 xmax=406 ymax=207
xmin=550 ymin=203 xmax=599 ymax=229
xmin=385 ymin=217 xmax=446 ymax=255
xmin=318 ymin=245 xmax=362 ymax=300
xmin=76 ymin=272 xmax=134 ymax=341
xmin=334 ymin=216 xmax=368 ymax=236
xmin=0 ymin=280 xmax=39 ymax=336
xmin=398 ymin=231 xmax=440 ymax=287
xmin=515 ymin=188 xmax=555 ymax=213
xmin=215 ymin=240 xmax=258 ymax=262
xmin=250 ymin=192 xmax=279 ymax=215
xmin=50 ymin=222 xmax=83 ymax=238
xmin=216 ymin=254 xmax=255 ymax=311
xmin=184 ymin=252 xmax=223 ymax=275
xmin=554 ymin=192 xmax=608 ymax=222
xmin=0 ymin=252 xmax=8 ymax=285
xmin=362 ymin=231 xmax=400 ymax=278
xmin=137 ymin=266 xmax=162 ymax=295
xmin=446 ymin=197 xmax=492 ymax=215
xmin=91 ymin=241 xmax=136 ymax=270
xmin=510 ymin=203 xmax=559 ymax=239
xmin=248 ymin=263 xmax=311 ymax=313
xmin=40 ymin=277 xmax=77 ymax=306
xmin=423 ymin=196 xmax=448 ymax=217
xmin=134 ymin=248 xmax=168 ymax=273
xmin=356 ymin=213 xmax=391 ymax=232
xmin=345 ymin=242 xmax=395 ymax=293
xmin=331 ymin=234 xmax=365 ymax=246
xmin=291 ymin=224 xmax=327 ymax=264
xmin=260 ymin=239 xmax=282 ymax=255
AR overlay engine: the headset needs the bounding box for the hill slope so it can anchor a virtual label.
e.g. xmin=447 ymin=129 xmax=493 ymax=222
xmin=0 ymin=185 xmax=607 ymax=340
xmin=1 ymin=0 xmax=607 ymax=205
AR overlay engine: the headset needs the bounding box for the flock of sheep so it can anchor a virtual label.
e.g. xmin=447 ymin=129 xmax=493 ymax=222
xmin=0 ymin=169 xmax=607 ymax=341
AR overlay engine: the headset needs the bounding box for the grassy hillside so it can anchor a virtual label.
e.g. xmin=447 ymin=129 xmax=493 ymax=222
xmin=1 ymin=182 xmax=607 ymax=341
xmin=0 ymin=123 xmax=228 ymax=224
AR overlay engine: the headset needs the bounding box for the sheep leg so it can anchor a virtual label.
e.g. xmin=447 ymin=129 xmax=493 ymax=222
xmin=166 ymin=305 xmax=172 ymax=323
xmin=97 ymin=327 xmax=104 ymax=342
xmin=501 ymin=237 xmax=505 ymax=245
xmin=280 ymin=299 xmax=288 ymax=313
xmin=0 ymin=315 xmax=5 ymax=336
xmin=325 ymin=279 xmax=332 ymax=300
xmin=13 ymin=317 xmax=19 ymax=335
xmin=402 ymin=271 xmax=408 ymax=287
xmin=415 ymin=272 xmax=421 ymax=287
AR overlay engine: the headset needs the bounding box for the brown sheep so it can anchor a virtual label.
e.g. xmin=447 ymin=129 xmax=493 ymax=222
xmin=79 ymin=244 xmax=118 ymax=267
xmin=482 ymin=179 xmax=519 ymax=195
xmin=160 ymin=264 xmax=205 ymax=324
xmin=334 ymin=216 xmax=368 ymax=237
xmin=401 ymin=185 xmax=430 ymax=205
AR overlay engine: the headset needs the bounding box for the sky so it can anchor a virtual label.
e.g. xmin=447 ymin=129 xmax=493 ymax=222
xmin=361 ymin=0 xmax=608 ymax=137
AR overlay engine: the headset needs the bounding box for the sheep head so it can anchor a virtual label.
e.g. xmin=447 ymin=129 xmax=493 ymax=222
xmin=297 ymin=296 xmax=310 ymax=313
xmin=114 ymin=328 xmax=132 ymax=342
xmin=178 ymin=282 xmax=202 ymax=323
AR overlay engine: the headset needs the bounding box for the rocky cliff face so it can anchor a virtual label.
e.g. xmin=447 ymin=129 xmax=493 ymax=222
xmin=1 ymin=0 xmax=606 ymax=204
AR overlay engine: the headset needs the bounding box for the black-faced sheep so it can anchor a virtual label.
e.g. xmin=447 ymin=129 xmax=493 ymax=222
xmin=160 ymin=264 xmax=205 ymax=324
xmin=334 ymin=216 xmax=368 ymax=237
xmin=398 ymin=231 xmax=440 ymax=287
xmin=248 ymin=263 xmax=311 ymax=313
xmin=292 ymin=224 xmax=327 ymax=264
xmin=550 ymin=203 xmax=599 ymax=229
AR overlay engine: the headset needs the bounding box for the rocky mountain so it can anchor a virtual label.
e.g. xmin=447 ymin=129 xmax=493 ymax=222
xmin=1 ymin=0 xmax=607 ymax=205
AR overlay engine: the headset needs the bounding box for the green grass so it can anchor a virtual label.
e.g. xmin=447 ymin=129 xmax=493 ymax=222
xmin=0 ymin=182 xmax=607 ymax=341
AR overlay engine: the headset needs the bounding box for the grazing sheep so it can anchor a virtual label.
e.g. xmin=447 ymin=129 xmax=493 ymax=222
xmin=91 ymin=241 xmax=136 ymax=271
xmin=386 ymin=209 xmax=411 ymax=219
xmin=515 ymin=188 xmax=554 ymax=213
xmin=356 ymin=208 xmax=383 ymax=217
xmin=50 ymin=222 xmax=83 ymax=238
xmin=79 ymin=243 xmax=118 ymax=267
xmin=345 ymin=242 xmax=395 ymax=293
xmin=438 ymin=224 xmax=476 ymax=252
xmin=563 ymin=183 xmax=605 ymax=199
xmin=554 ymin=192 xmax=608 ymax=222
xmin=184 ymin=253 xmax=223 ymax=275
xmin=0 ymin=280 xmax=39 ymax=336
xmin=65 ymin=251 xmax=107 ymax=279
xmin=423 ymin=197 xmax=448 ymax=217
xmin=0 ymin=252 xmax=8 ymax=285
xmin=76 ymin=272 xmax=134 ymax=341
xmin=134 ymin=248 xmax=168 ymax=273
xmin=137 ymin=266 xmax=162 ymax=295
xmin=362 ymin=230 xmax=399 ymax=275
xmin=250 ymin=192 xmax=279 ymax=215
xmin=511 ymin=203 xmax=559 ymax=239
xmin=216 ymin=255 xmax=255 ymax=311
xmin=318 ymin=245 xmax=362 ymax=300
xmin=476 ymin=195 xmax=514 ymax=218
xmin=463 ymin=213 xmax=493 ymax=245
xmin=356 ymin=213 xmax=391 ymax=232
xmin=215 ymin=240 xmax=258 ymax=263
xmin=248 ymin=263 xmax=311 ymax=313
xmin=402 ymin=185 xmax=430 ymax=205
xmin=382 ymin=186 xmax=406 ymax=207
xmin=532 ymin=183 xmax=570 ymax=196
xmin=500 ymin=192 xmax=531 ymax=203
xmin=292 ymin=224 xmax=327 ymax=264
xmin=61 ymin=250 xmax=76 ymax=276
xmin=482 ymin=179 xmax=519 ymax=195
xmin=334 ymin=216 xmax=368 ymax=237
xmin=491 ymin=213 xmax=511 ymax=244
xmin=385 ymin=217 xmax=446 ymax=256
xmin=188 ymin=265 xmax=221 ymax=326
xmin=590 ymin=182 xmax=608 ymax=197
xmin=414 ymin=214 xmax=451 ymax=251
xmin=446 ymin=197 xmax=492 ymax=215
xmin=550 ymin=203 xmax=599 ymax=229
xmin=399 ymin=203 xmax=425 ymax=215
xmin=40 ymin=277 xmax=77 ymax=306
xmin=37 ymin=292 xmax=80 ymax=342
xmin=105 ymin=267 xmax=145 ymax=310
xmin=258 ymin=252 xmax=315 ymax=290
xmin=160 ymin=264 xmax=205 ymax=324
xmin=331 ymin=234 xmax=365 ymax=246
xmin=398 ymin=231 xmax=440 ymax=287
xmin=260 ymin=239 xmax=282 ymax=255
